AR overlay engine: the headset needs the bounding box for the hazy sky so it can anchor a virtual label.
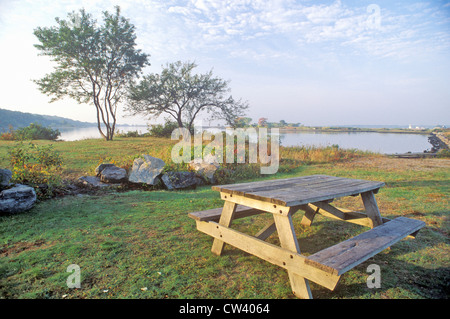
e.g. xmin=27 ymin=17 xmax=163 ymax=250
xmin=0 ymin=0 xmax=449 ymax=126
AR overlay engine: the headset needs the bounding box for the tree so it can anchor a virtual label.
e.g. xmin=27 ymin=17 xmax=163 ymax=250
xmin=258 ymin=117 xmax=268 ymax=127
xmin=235 ymin=117 xmax=253 ymax=128
xmin=126 ymin=61 xmax=249 ymax=132
xmin=33 ymin=6 xmax=150 ymax=140
xmin=14 ymin=123 xmax=61 ymax=140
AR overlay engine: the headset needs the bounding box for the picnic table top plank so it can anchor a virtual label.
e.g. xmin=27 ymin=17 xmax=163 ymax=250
xmin=212 ymin=175 xmax=336 ymax=195
xmin=250 ymin=180 xmax=382 ymax=204
xmin=212 ymin=175 xmax=385 ymax=207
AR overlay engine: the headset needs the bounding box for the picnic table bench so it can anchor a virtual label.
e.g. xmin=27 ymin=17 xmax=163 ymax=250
xmin=188 ymin=175 xmax=425 ymax=299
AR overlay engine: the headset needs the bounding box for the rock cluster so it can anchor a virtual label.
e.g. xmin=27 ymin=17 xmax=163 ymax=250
xmin=1 ymin=153 xmax=223 ymax=214
xmin=78 ymin=154 xmax=221 ymax=191
xmin=429 ymin=133 xmax=450 ymax=153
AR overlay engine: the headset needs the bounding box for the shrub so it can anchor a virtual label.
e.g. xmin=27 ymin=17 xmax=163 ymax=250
xmin=148 ymin=120 xmax=179 ymax=138
xmin=14 ymin=123 xmax=61 ymax=140
xmin=437 ymin=149 xmax=450 ymax=158
xmin=0 ymin=125 xmax=15 ymax=140
xmin=8 ymin=142 xmax=64 ymax=199
xmin=280 ymin=145 xmax=361 ymax=165
xmin=115 ymin=130 xmax=142 ymax=138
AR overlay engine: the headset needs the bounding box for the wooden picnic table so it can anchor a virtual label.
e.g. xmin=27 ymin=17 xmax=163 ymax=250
xmin=188 ymin=175 xmax=425 ymax=299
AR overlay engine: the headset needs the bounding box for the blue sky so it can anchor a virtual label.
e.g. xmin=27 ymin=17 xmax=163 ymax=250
xmin=0 ymin=0 xmax=449 ymax=126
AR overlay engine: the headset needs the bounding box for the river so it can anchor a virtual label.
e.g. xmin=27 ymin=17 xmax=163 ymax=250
xmin=58 ymin=125 xmax=433 ymax=154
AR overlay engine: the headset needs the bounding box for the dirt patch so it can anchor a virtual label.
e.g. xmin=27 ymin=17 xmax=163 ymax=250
xmin=336 ymin=155 xmax=450 ymax=172
xmin=0 ymin=240 xmax=53 ymax=257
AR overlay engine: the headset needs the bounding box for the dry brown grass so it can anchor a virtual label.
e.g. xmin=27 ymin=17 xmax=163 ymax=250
xmin=334 ymin=156 xmax=450 ymax=172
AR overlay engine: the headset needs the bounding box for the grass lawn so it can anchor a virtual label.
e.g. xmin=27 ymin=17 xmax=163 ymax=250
xmin=0 ymin=137 xmax=449 ymax=299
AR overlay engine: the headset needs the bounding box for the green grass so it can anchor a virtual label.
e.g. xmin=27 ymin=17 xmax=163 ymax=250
xmin=0 ymin=138 xmax=449 ymax=299
xmin=0 ymin=136 xmax=369 ymax=180
xmin=0 ymin=137 xmax=178 ymax=179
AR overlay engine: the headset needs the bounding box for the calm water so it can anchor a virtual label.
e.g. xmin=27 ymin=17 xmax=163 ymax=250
xmin=58 ymin=125 xmax=148 ymax=141
xmin=58 ymin=126 xmax=432 ymax=154
xmin=278 ymin=131 xmax=432 ymax=154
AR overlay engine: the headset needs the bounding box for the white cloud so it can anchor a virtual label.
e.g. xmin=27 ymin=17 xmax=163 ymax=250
xmin=118 ymin=0 xmax=447 ymax=64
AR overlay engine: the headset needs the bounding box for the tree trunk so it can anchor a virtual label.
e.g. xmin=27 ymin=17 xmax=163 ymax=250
xmin=176 ymin=116 xmax=184 ymax=129
xmin=94 ymin=101 xmax=115 ymax=141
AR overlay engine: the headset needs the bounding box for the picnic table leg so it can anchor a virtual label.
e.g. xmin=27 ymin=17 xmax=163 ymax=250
xmin=300 ymin=204 xmax=320 ymax=226
xmin=361 ymin=191 xmax=383 ymax=228
xmin=273 ymin=209 xmax=313 ymax=299
xmin=211 ymin=201 xmax=237 ymax=256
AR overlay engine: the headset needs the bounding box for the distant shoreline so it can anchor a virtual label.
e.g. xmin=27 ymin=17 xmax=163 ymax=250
xmin=276 ymin=126 xmax=433 ymax=135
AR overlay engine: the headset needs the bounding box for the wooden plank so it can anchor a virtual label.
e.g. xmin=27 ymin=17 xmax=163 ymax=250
xmin=312 ymin=202 xmax=390 ymax=227
xmin=255 ymin=222 xmax=277 ymax=240
xmin=195 ymin=220 xmax=341 ymax=291
xmin=211 ymin=201 xmax=237 ymax=256
xmin=361 ymin=191 xmax=383 ymax=228
xmin=251 ymin=180 xmax=383 ymax=207
xmin=188 ymin=205 xmax=263 ymax=222
xmin=211 ymin=175 xmax=329 ymax=194
xmin=214 ymin=175 xmax=384 ymax=207
xmin=218 ymin=178 xmax=383 ymax=203
xmin=300 ymin=204 xmax=319 ymax=226
xmin=214 ymin=175 xmax=383 ymax=195
xmin=305 ymin=217 xmax=426 ymax=276
xmin=220 ymin=175 xmax=381 ymax=195
xmin=220 ymin=192 xmax=292 ymax=216
xmin=313 ymin=202 xmax=346 ymax=220
xmin=213 ymin=176 xmax=384 ymax=207
xmin=255 ymin=207 xmax=300 ymax=241
xmin=273 ymin=210 xmax=312 ymax=298
xmin=273 ymin=210 xmax=300 ymax=253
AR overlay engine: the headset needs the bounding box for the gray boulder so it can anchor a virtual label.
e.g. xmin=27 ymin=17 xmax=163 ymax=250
xmin=0 ymin=184 xmax=37 ymax=214
xmin=161 ymin=171 xmax=201 ymax=190
xmin=79 ymin=164 xmax=127 ymax=187
xmin=128 ymin=155 xmax=165 ymax=185
xmin=100 ymin=166 xmax=127 ymax=183
xmin=95 ymin=163 xmax=115 ymax=176
xmin=0 ymin=169 xmax=12 ymax=188
xmin=189 ymin=154 xmax=220 ymax=183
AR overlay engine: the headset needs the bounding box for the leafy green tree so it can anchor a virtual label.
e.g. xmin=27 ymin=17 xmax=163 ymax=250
xmin=33 ymin=6 xmax=150 ymax=140
xmin=126 ymin=61 xmax=248 ymax=132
